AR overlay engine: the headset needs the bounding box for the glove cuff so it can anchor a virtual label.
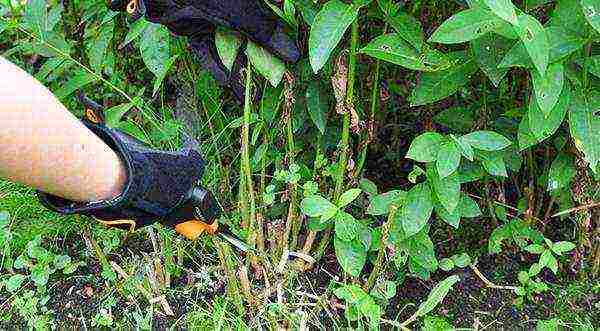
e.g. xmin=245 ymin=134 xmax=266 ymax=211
xmin=38 ymin=103 xmax=205 ymax=228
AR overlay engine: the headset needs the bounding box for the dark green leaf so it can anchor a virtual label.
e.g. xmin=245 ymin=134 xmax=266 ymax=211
xmin=581 ymin=0 xmax=600 ymax=34
xmin=338 ymin=188 xmax=362 ymax=208
xmin=55 ymin=69 xmax=96 ymax=99
xmin=568 ymin=90 xmax=600 ymax=171
xmin=428 ymin=166 xmax=461 ymax=214
xmin=528 ymin=84 xmax=570 ymax=142
xmin=139 ymin=23 xmax=171 ymax=78
xmin=306 ymin=81 xmax=328 ymax=134
xmin=532 ymin=62 xmax=564 ymax=117
xmin=386 ymin=11 xmax=424 ymax=50
xmin=410 ymin=52 xmax=478 ymax=106
xmin=406 ymin=132 xmax=445 ymax=162
xmin=309 ymin=0 xmax=361 ymax=73
xmin=361 ymin=33 xmax=450 ymax=71
xmin=433 ymin=107 xmax=475 ymax=132
xmin=367 ymin=190 xmax=406 ymax=215
xmin=471 ymin=33 xmax=512 ymax=87
xmin=215 ymin=28 xmax=242 ymax=71
xmin=547 ymin=153 xmax=576 ymax=191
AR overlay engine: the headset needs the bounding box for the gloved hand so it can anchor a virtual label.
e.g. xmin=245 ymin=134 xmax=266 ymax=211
xmin=37 ymin=94 xmax=221 ymax=240
xmin=109 ymin=0 xmax=301 ymax=100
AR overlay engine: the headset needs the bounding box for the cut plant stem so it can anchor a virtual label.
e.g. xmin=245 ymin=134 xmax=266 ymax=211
xmin=240 ymin=62 xmax=260 ymax=263
xmin=365 ymin=205 xmax=396 ymax=291
xmin=314 ymin=19 xmax=360 ymax=263
xmin=469 ymin=263 xmax=519 ymax=291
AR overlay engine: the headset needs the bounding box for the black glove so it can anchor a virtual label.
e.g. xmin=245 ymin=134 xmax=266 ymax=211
xmin=37 ymin=94 xmax=221 ymax=239
xmin=110 ymin=0 xmax=301 ymax=100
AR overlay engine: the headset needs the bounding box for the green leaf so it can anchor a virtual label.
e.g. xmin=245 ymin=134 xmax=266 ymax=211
xmin=547 ymin=153 xmax=576 ymax=191
xmin=5 ymin=274 xmax=25 ymax=292
xmin=514 ymin=14 xmax=549 ymax=75
xmin=525 ymin=243 xmax=546 ymax=254
xmin=359 ymin=178 xmax=378 ymax=196
xmin=428 ymin=165 xmax=461 ymax=214
xmin=294 ymin=0 xmax=319 ymax=25
xmin=518 ymin=114 xmax=539 ymax=150
xmin=460 ymin=195 xmax=482 ymax=218
xmin=483 ymin=0 xmax=518 ymax=25
xmin=55 ymin=69 xmax=96 ymax=99
xmin=22 ymin=0 xmax=47 ymax=39
xmin=334 ymin=211 xmax=359 ymax=241
xmin=301 ymin=195 xmax=338 ymax=218
xmin=435 ymin=197 xmax=461 ymax=228
xmin=86 ymin=20 xmax=114 ymax=73
xmin=370 ymin=280 xmax=397 ymax=300
xmin=415 ymin=275 xmax=460 ymax=317
xmin=215 ymin=28 xmax=242 ymax=72
xmin=568 ymin=90 xmax=600 ymax=171
xmin=338 ymin=188 xmax=362 ymax=208
xmin=471 ymin=33 xmax=512 ymax=87
xmin=120 ymin=19 xmax=148 ymax=49
xmin=536 ymin=318 xmax=561 ymax=331
xmin=31 ymin=265 xmax=49 ymax=287
xmin=361 ymin=33 xmax=450 ymax=71
xmin=334 ymin=236 xmax=367 ymax=277
xmin=246 ymin=41 xmax=286 ymax=87
xmin=309 ymin=0 xmax=361 ymax=73
xmin=436 ymin=140 xmax=461 ymax=178
xmin=528 ymin=84 xmax=570 ymax=142
xmin=439 ymin=258 xmax=455 ymax=271
xmin=578 ymin=55 xmax=600 ymax=79
xmin=367 ymin=190 xmax=406 ymax=215
xmin=451 ymin=134 xmax=475 ymax=161
xmin=451 ymin=253 xmax=472 ymax=268
xmin=532 ymin=62 xmax=564 ymax=117
xmin=306 ymin=81 xmax=328 ymax=134
xmin=152 ymin=56 xmax=177 ymax=96
xmin=139 ymin=23 xmax=171 ymax=78
xmin=410 ymin=51 xmax=478 ymax=106
xmin=429 ymin=8 xmax=503 ymax=44
xmin=433 ymin=107 xmax=475 ymax=132
xmin=53 ymin=255 xmax=71 ymax=269
xmin=552 ymin=241 xmax=576 ymax=254
xmin=478 ymin=150 xmax=508 ymax=177
xmin=460 ymin=131 xmax=512 ymax=151
xmin=580 ymin=0 xmax=600 ymax=34
xmin=334 ymin=284 xmax=367 ymax=304
xmin=386 ymin=11 xmax=424 ymax=50
xmin=399 ymin=183 xmax=433 ymax=236
xmin=406 ymin=132 xmax=445 ymax=162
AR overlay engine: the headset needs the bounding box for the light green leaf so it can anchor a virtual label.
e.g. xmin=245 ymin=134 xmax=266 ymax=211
xmin=334 ymin=211 xmax=359 ymax=241
xmin=460 ymin=195 xmax=482 ymax=218
xmin=580 ymin=0 xmax=600 ymax=34
xmin=334 ymin=236 xmax=367 ymax=277
xmin=436 ymin=140 xmax=461 ymax=178
xmin=451 ymin=134 xmax=475 ymax=161
xmin=415 ymin=275 xmax=460 ymax=317
xmin=386 ymin=11 xmax=424 ymax=50
xmin=532 ymin=62 xmax=564 ymax=117
xmin=367 ymin=190 xmax=406 ymax=215
xmin=361 ymin=33 xmax=450 ymax=71
xmin=152 ymin=56 xmax=178 ymax=96
xmin=460 ymin=131 xmax=512 ymax=151
xmin=406 ymin=132 xmax=445 ymax=162
xmin=429 ymin=8 xmax=502 ymax=44
xmin=428 ymin=166 xmax=461 ymax=214
xmin=410 ymin=51 xmax=478 ymax=106
xmin=399 ymin=183 xmax=433 ymax=236
xmin=309 ymin=0 xmax=361 ymax=73
xmin=306 ymin=81 xmax=328 ymax=134
xmin=338 ymin=188 xmax=362 ymax=208
xmin=139 ymin=23 xmax=171 ymax=78
xmin=120 ymin=19 xmax=148 ymax=49
xmin=215 ymin=28 xmax=242 ymax=71
xmin=478 ymin=150 xmax=508 ymax=177
xmin=359 ymin=178 xmax=378 ymax=196
xmin=451 ymin=253 xmax=472 ymax=268
xmin=370 ymin=280 xmax=397 ymax=300
xmin=471 ymin=33 xmax=511 ymax=87
xmin=514 ymin=14 xmax=549 ymax=76
xmin=528 ymin=84 xmax=570 ymax=142
xmin=55 ymin=69 xmax=96 ymax=99
xmin=525 ymin=243 xmax=546 ymax=254
xmin=552 ymin=241 xmax=576 ymax=254
xmin=483 ymin=0 xmax=518 ymax=24
xmin=301 ymin=195 xmax=337 ymax=218
xmin=246 ymin=41 xmax=286 ymax=87
xmin=5 ymin=274 xmax=25 ymax=292
xmin=568 ymin=90 xmax=600 ymax=171
xmin=439 ymin=258 xmax=455 ymax=271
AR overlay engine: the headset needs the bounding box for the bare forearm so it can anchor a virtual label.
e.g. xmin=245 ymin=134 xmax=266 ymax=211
xmin=0 ymin=57 xmax=126 ymax=202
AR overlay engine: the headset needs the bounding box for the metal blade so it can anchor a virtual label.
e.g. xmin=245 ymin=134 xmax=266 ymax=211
xmin=218 ymin=233 xmax=252 ymax=253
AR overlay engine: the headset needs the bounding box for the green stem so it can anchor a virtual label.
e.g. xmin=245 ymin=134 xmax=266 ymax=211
xmin=365 ymin=205 xmax=395 ymax=290
xmin=241 ymin=63 xmax=258 ymax=257
xmin=333 ymin=19 xmax=359 ymax=203
xmin=315 ymin=18 xmax=360 ymax=262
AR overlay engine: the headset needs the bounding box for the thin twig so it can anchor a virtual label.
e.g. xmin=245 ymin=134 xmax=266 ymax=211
xmin=470 ymin=264 xmax=518 ymax=291
xmin=551 ymin=201 xmax=600 ymax=218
